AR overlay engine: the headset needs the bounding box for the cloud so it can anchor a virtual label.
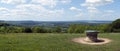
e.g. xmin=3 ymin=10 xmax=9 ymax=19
xmin=70 ymin=7 xmax=77 ymax=11
xmin=0 ymin=0 xmax=26 ymax=4
xmin=87 ymin=7 xmax=100 ymax=13
xmin=76 ymin=0 xmax=115 ymax=20
xmin=16 ymin=4 xmax=47 ymax=12
xmin=81 ymin=0 xmax=114 ymax=7
xmin=0 ymin=7 xmax=10 ymax=14
xmin=70 ymin=7 xmax=83 ymax=17
xmin=31 ymin=0 xmax=71 ymax=8
xmin=75 ymin=13 xmax=83 ymax=17
xmin=0 ymin=4 xmax=64 ymax=20
xmin=31 ymin=0 xmax=57 ymax=8
xmin=81 ymin=0 xmax=114 ymax=16
xmin=0 ymin=0 xmax=67 ymax=21
xmin=70 ymin=7 xmax=81 ymax=12
xmin=16 ymin=4 xmax=64 ymax=16
xmin=0 ymin=7 xmax=9 ymax=11
xmin=60 ymin=0 xmax=71 ymax=4
xmin=101 ymin=10 xmax=115 ymax=17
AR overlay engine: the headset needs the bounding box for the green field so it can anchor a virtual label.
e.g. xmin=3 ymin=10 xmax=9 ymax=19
xmin=0 ymin=33 xmax=120 ymax=51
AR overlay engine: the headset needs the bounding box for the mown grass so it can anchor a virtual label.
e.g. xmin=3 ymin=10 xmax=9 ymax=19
xmin=0 ymin=33 xmax=120 ymax=51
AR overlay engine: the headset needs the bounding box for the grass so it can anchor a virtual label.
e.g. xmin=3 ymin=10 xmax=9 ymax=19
xmin=0 ymin=33 xmax=120 ymax=51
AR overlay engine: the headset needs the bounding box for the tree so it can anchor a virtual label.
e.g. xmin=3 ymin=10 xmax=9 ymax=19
xmin=53 ymin=26 xmax=62 ymax=33
xmin=24 ymin=27 xmax=32 ymax=33
xmin=110 ymin=19 xmax=120 ymax=32
xmin=68 ymin=24 xmax=89 ymax=33
xmin=111 ymin=19 xmax=120 ymax=29
xmin=96 ymin=24 xmax=109 ymax=33
xmin=0 ymin=26 xmax=6 ymax=33
xmin=68 ymin=25 xmax=76 ymax=33
xmin=31 ymin=26 xmax=46 ymax=33
xmin=0 ymin=22 xmax=10 ymax=26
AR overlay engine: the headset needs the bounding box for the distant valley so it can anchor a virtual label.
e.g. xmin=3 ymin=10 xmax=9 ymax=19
xmin=0 ymin=20 xmax=113 ymax=27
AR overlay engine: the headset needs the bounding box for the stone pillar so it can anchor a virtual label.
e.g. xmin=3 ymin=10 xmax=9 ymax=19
xmin=85 ymin=30 xmax=99 ymax=42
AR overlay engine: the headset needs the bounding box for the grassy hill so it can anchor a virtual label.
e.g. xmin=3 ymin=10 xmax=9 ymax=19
xmin=0 ymin=33 xmax=120 ymax=51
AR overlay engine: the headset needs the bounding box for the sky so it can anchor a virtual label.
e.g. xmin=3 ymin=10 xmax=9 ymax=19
xmin=0 ymin=0 xmax=120 ymax=21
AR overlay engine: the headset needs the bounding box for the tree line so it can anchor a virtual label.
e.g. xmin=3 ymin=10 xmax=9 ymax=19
xmin=0 ymin=26 xmax=62 ymax=33
xmin=68 ymin=19 xmax=120 ymax=33
xmin=0 ymin=19 xmax=120 ymax=33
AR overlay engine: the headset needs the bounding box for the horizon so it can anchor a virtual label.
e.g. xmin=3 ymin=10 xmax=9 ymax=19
xmin=0 ymin=20 xmax=114 ymax=22
xmin=0 ymin=0 xmax=120 ymax=21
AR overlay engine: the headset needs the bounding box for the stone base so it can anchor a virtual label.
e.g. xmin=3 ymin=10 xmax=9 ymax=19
xmin=84 ymin=37 xmax=104 ymax=42
xmin=84 ymin=37 xmax=93 ymax=42
xmin=72 ymin=37 xmax=112 ymax=45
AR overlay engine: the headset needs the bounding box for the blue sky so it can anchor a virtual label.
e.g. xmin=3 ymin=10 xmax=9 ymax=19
xmin=0 ymin=0 xmax=119 ymax=21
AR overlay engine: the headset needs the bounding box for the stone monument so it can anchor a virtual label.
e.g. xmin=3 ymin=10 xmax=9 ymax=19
xmin=85 ymin=30 xmax=100 ymax=42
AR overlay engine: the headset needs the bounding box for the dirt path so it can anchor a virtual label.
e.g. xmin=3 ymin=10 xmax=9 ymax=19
xmin=72 ymin=37 xmax=112 ymax=45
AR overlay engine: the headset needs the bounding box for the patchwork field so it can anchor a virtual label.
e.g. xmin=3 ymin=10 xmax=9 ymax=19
xmin=0 ymin=33 xmax=120 ymax=51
